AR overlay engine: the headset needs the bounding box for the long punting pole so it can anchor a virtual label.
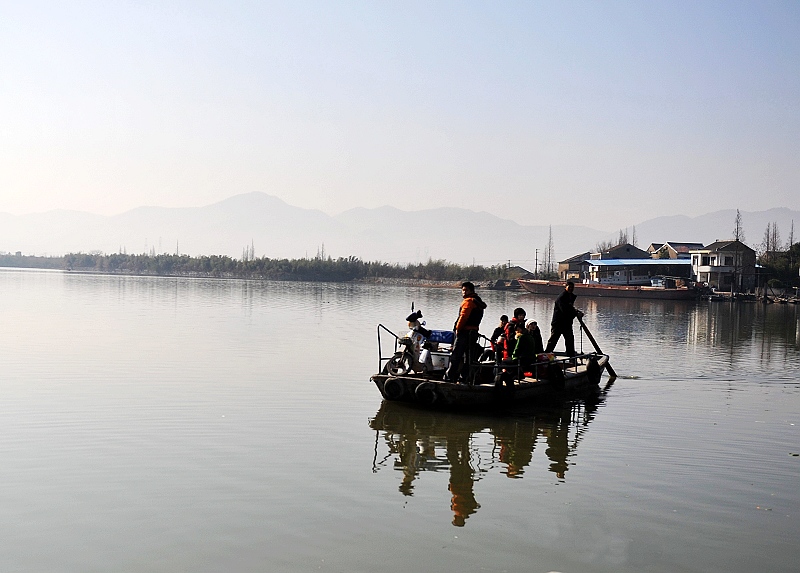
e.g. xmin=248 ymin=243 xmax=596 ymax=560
xmin=577 ymin=315 xmax=617 ymax=378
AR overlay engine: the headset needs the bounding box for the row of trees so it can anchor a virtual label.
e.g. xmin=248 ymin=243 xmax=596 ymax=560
xmin=732 ymin=210 xmax=798 ymax=288
xmin=759 ymin=220 xmax=795 ymax=257
xmin=0 ymin=252 xmax=513 ymax=283
xmin=596 ymin=226 xmax=638 ymax=252
xmin=755 ymin=218 xmax=798 ymax=287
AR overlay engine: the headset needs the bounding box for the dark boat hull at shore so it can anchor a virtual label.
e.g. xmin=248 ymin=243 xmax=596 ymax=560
xmin=371 ymin=353 xmax=608 ymax=409
xmin=517 ymin=279 xmax=701 ymax=300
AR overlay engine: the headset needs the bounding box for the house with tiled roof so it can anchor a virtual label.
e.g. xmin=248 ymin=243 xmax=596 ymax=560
xmin=557 ymin=251 xmax=591 ymax=280
xmin=590 ymin=243 xmax=650 ymax=260
xmin=557 ymin=244 xmax=692 ymax=284
xmin=689 ymin=240 xmax=756 ymax=292
xmin=648 ymin=242 xmax=705 ymax=260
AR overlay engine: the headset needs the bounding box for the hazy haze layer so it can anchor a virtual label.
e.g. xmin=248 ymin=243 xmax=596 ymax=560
xmin=2 ymin=193 xmax=798 ymax=265
xmin=1 ymin=2 xmax=798 ymax=229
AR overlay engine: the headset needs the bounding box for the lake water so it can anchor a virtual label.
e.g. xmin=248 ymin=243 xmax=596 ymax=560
xmin=1 ymin=268 xmax=798 ymax=573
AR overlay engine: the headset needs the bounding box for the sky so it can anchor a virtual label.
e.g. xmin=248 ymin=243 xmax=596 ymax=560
xmin=1 ymin=1 xmax=798 ymax=230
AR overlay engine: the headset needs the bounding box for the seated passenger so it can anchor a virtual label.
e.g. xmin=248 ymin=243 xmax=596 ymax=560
xmin=511 ymin=323 xmax=536 ymax=374
xmin=502 ymin=308 xmax=527 ymax=360
xmin=527 ymin=320 xmax=544 ymax=355
xmin=490 ymin=315 xmax=509 ymax=353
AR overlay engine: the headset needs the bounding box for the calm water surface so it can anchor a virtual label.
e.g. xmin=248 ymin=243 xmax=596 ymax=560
xmin=1 ymin=268 xmax=798 ymax=572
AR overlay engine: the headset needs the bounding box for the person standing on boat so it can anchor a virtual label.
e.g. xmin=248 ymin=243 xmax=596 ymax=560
xmin=544 ymin=281 xmax=583 ymax=356
xmin=445 ymin=281 xmax=487 ymax=383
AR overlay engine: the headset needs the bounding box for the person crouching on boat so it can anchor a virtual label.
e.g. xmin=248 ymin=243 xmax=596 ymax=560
xmin=444 ymin=281 xmax=486 ymax=383
xmin=545 ymin=281 xmax=583 ymax=356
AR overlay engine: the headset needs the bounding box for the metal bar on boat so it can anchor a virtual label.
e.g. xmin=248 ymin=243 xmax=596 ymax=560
xmin=376 ymin=323 xmax=401 ymax=373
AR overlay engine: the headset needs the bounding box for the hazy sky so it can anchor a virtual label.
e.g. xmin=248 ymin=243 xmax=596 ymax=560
xmin=2 ymin=1 xmax=798 ymax=230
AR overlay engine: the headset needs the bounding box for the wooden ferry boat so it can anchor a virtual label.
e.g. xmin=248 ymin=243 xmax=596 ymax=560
xmin=371 ymin=352 xmax=609 ymax=409
xmin=371 ymin=319 xmax=611 ymax=409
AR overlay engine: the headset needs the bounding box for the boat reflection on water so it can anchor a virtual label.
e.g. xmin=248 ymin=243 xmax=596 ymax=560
xmin=369 ymin=382 xmax=613 ymax=526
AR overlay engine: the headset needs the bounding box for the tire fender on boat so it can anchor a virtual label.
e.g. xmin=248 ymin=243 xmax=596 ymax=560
xmin=383 ymin=377 xmax=405 ymax=400
xmin=414 ymin=382 xmax=439 ymax=405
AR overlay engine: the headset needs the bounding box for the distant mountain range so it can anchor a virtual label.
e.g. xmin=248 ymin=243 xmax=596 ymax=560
xmin=2 ymin=192 xmax=798 ymax=267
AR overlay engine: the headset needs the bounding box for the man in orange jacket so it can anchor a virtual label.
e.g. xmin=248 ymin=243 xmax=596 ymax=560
xmin=445 ymin=281 xmax=487 ymax=383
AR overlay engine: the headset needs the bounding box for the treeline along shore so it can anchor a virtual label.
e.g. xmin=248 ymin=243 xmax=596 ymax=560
xmin=0 ymin=252 xmax=511 ymax=283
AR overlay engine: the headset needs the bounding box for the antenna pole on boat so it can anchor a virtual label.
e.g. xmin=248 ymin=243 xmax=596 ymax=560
xmin=577 ymin=315 xmax=617 ymax=379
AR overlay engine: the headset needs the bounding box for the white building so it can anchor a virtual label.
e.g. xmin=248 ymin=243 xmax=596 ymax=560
xmin=689 ymin=240 xmax=756 ymax=292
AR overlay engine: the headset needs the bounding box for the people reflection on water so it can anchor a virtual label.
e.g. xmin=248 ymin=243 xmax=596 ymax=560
xmin=370 ymin=395 xmax=610 ymax=526
xmin=494 ymin=419 xmax=536 ymax=479
xmin=543 ymin=413 xmax=571 ymax=479
xmin=395 ymin=434 xmax=435 ymax=496
xmin=446 ymin=434 xmax=480 ymax=527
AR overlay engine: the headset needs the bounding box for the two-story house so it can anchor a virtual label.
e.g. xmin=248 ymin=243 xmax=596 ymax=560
xmin=689 ymin=240 xmax=756 ymax=292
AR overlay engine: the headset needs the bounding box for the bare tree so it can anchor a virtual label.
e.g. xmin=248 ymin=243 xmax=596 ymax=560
xmin=732 ymin=210 xmax=745 ymax=294
xmin=631 ymin=225 xmax=638 ymax=247
xmin=242 ymin=239 xmax=256 ymax=261
xmin=733 ymin=209 xmax=745 ymax=243
xmin=760 ymin=222 xmax=781 ymax=259
xmin=595 ymin=239 xmax=615 ymax=252
xmin=617 ymin=228 xmax=629 ymax=245
xmin=543 ymin=226 xmax=555 ymax=275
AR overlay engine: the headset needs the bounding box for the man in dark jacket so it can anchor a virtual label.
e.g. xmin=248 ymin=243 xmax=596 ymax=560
xmin=545 ymin=281 xmax=583 ymax=356
xmin=445 ymin=281 xmax=487 ymax=383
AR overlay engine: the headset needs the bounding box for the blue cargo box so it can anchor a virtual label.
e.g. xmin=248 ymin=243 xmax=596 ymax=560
xmin=428 ymin=330 xmax=454 ymax=344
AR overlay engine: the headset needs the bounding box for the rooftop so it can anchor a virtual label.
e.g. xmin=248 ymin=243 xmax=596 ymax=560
xmin=586 ymin=259 xmax=692 ymax=267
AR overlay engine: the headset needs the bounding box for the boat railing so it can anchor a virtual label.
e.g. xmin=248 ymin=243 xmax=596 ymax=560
xmin=480 ymin=351 xmax=598 ymax=382
xmin=376 ymin=323 xmax=401 ymax=374
xmin=559 ymin=353 xmax=595 ymax=376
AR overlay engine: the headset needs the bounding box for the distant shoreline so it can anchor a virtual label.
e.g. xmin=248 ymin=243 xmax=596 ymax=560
xmin=0 ymin=253 xmax=520 ymax=287
xmin=0 ymin=265 xmax=471 ymax=289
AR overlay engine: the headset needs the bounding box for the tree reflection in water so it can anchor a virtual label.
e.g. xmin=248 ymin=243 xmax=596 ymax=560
xmin=369 ymin=382 xmax=612 ymax=526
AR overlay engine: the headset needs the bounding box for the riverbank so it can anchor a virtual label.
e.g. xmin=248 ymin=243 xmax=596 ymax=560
xmin=0 ymin=253 xmax=513 ymax=286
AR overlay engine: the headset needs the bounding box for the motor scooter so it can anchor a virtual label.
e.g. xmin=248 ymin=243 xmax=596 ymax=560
xmin=384 ymin=308 xmax=454 ymax=376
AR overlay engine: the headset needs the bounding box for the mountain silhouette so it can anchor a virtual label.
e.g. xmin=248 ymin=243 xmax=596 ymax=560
xmin=2 ymin=192 xmax=797 ymax=266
